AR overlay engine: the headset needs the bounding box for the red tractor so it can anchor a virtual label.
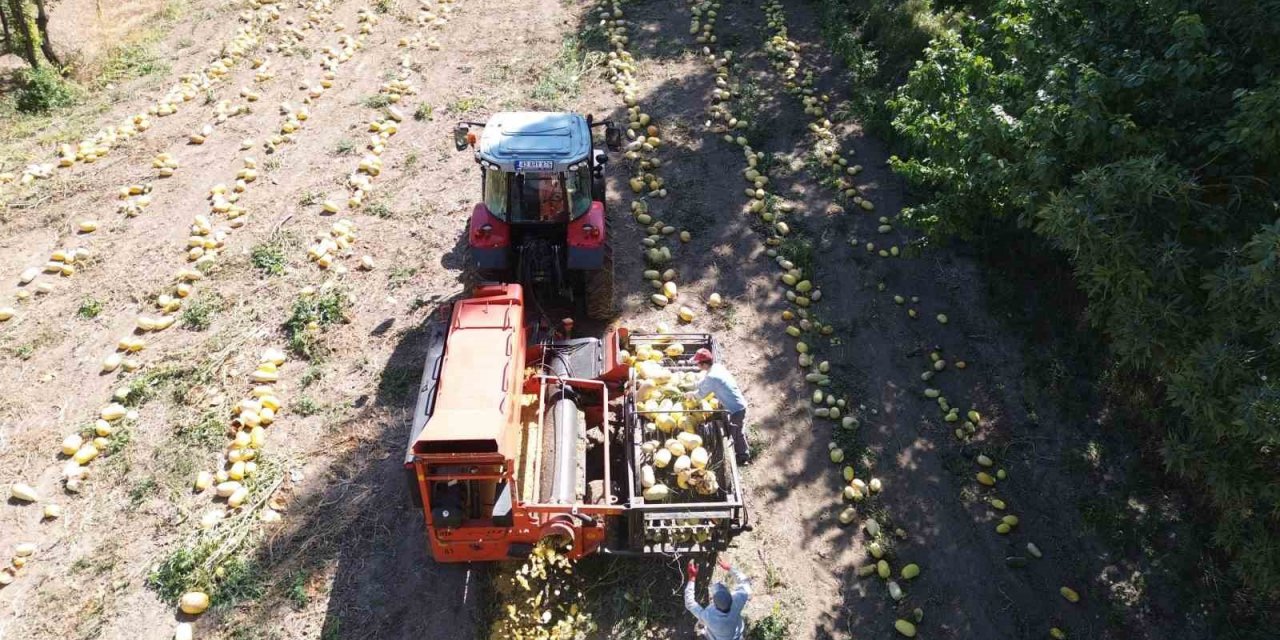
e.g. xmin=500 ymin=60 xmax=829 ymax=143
xmin=454 ymin=112 xmax=622 ymax=319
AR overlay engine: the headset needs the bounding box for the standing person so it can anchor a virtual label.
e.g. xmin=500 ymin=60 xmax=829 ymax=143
xmin=689 ymin=348 xmax=751 ymax=465
xmin=684 ymin=557 xmax=752 ymax=640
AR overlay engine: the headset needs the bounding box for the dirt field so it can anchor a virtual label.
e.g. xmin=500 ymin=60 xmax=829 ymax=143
xmin=0 ymin=1 xmax=1217 ymax=639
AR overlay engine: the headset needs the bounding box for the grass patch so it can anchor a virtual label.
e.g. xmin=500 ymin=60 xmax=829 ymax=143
xmin=387 ymin=266 xmax=417 ymax=289
xmin=448 ymin=96 xmax=482 ymax=114
xmin=128 ymin=476 xmax=159 ymax=506
xmin=177 ymin=411 xmax=226 ymax=448
xmin=377 ymin=365 xmax=419 ymax=406
xmin=77 ymin=298 xmax=104 ymax=319
xmin=530 ymin=36 xmax=603 ymax=108
xmin=214 ymin=556 xmax=269 ymax=608
xmin=71 ymin=541 xmax=122 ymax=576
xmin=294 ymin=396 xmax=322 ymax=416
xmin=299 ymin=190 xmax=325 ymax=206
xmin=321 ymin=620 xmax=341 ymax=640
xmin=300 ymin=365 xmax=324 ymax=388
xmin=95 ymin=41 xmax=169 ymax=89
xmin=180 ymin=293 xmax=223 ymax=331
xmin=414 ymin=103 xmax=434 ymax=121
xmin=251 ymin=237 xmax=289 ymax=276
xmin=148 ymin=459 xmax=283 ymax=605
xmin=778 ymin=236 xmax=815 ymax=278
xmin=334 ymin=139 xmax=355 ymax=155
xmin=102 ymin=427 xmax=132 ymax=457
xmin=734 ymin=80 xmax=770 ymax=146
xmin=149 ymin=541 xmax=215 ymax=601
xmin=284 ymin=289 xmax=351 ymax=359
xmin=120 ymin=365 xmax=197 ymax=407
xmin=287 ymin=571 xmax=310 ymax=609
xmin=367 ymin=201 xmax=393 ymax=218
xmin=363 ymin=94 xmax=392 ymax=109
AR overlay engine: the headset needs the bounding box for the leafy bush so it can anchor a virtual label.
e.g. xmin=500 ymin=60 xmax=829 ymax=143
xmin=15 ymin=66 xmax=77 ymax=113
xmin=746 ymin=605 xmax=792 ymax=640
xmin=819 ymin=0 xmax=1280 ymax=606
xmin=284 ymin=289 xmax=350 ymax=359
xmin=251 ymin=240 xmax=287 ymax=276
xmin=180 ymin=294 xmax=222 ymax=331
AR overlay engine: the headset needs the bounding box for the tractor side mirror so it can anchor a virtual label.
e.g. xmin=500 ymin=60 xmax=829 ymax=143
xmin=604 ymin=123 xmax=622 ymax=152
xmin=453 ymin=124 xmax=471 ymax=151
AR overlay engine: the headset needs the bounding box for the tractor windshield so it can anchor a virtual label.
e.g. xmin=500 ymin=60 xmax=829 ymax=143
xmin=483 ymin=166 xmax=593 ymax=223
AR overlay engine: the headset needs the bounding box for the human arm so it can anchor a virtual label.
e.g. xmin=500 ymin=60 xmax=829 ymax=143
xmin=684 ymin=561 xmax=704 ymax=618
xmin=728 ymin=567 xmax=751 ymax=613
xmin=695 ymin=373 xmax=725 ymax=403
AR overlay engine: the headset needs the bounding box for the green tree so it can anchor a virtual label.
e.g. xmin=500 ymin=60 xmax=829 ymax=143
xmin=827 ymin=0 xmax=1280 ymax=598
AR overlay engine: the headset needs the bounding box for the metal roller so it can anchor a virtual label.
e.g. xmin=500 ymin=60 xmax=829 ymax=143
xmin=547 ymin=353 xmax=582 ymax=504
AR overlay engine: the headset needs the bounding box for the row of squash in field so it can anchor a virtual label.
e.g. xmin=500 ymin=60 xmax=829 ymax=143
xmin=0 ymin=0 xmax=377 ymax=611
xmin=689 ymin=0 xmax=938 ymax=634
xmin=596 ymin=0 xmax=704 ymax=323
xmin=757 ymin=1 xmax=1083 ymax=636
xmin=177 ymin=349 xmax=293 ymax=640
xmin=166 ymin=4 xmax=462 ymax=636
xmin=1 ymin=0 xmax=347 ymax=586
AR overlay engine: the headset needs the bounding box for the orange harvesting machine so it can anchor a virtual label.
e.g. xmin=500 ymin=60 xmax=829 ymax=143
xmin=403 ymin=283 xmax=749 ymax=561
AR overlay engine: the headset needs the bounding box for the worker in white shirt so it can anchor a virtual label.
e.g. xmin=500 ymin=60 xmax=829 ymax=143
xmin=689 ymin=348 xmax=751 ymax=466
xmin=685 ymin=557 xmax=752 ymax=640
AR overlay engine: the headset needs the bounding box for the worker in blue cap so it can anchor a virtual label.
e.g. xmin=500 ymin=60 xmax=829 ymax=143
xmin=684 ymin=557 xmax=752 ymax=639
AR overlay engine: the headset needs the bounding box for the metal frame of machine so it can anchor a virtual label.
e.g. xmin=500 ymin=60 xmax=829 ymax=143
xmin=403 ymin=284 xmax=748 ymax=562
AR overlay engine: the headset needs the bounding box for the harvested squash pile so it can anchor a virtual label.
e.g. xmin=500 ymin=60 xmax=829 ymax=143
xmin=622 ymin=341 xmax=724 ymax=507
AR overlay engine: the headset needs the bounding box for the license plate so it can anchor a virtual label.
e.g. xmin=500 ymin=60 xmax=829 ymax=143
xmin=515 ymin=160 xmax=553 ymax=171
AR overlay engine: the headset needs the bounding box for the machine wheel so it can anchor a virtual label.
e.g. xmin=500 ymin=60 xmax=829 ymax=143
xmin=585 ymin=240 xmax=615 ymax=321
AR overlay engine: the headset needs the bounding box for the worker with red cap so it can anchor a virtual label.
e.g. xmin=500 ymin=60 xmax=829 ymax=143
xmin=689 ymin=348 xmax=751 ymax=466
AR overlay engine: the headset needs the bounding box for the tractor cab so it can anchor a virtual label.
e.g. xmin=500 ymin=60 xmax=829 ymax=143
xmin=455 ymin=112 xmax=621 ymax=320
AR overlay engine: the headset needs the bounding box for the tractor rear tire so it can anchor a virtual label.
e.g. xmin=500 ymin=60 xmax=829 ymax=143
xmin=592 ymin=174 xmax=607 ymax=203
xmin=585 ymin=240 xmax=615 ymax=321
